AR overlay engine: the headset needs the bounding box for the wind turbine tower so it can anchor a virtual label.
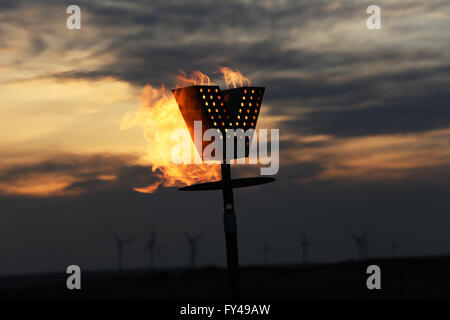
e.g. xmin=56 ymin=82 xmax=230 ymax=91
xmin=111 ymin=230 xmax=135 ymax=270
xmin=300 ymin=230 xmax=316 ymax=265
xmin=143 ymin=225 xmax=163 ymax=269
xmin=349 ymin=229 xmax=372 ymax=260
xmin=184 ymin=230 xmax=205 ymax=268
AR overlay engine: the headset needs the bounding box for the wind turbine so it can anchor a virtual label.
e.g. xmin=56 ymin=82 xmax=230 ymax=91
xmin=300 ymin=229 xmax=316 ymax=265
xmin=349 ymin=229 xmax=372 ymax=260
xmin=110 ymin=230 xmax=135 ymax=270
xmin=143 ymin=225 xmax=163 ymax=269
xmin=184 ymin=230 xmax=205 ymax=268
xmin=263 ymin=237 xmax=270 ymax=266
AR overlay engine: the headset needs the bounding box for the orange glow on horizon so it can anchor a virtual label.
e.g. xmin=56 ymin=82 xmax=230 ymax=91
xmin=0 ymin=174 xmax=79 ymax=197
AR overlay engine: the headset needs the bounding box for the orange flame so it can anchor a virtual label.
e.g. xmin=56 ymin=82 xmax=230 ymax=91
xmin=219 ymin=67 xmax=251 ymax=88
xmin=176 ymin=70 xmax=212 ymax=86
xmin=121 ymin=71 xmax=223 ymax=193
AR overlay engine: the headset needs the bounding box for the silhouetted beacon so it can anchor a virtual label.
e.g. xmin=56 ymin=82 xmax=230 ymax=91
xmin=173 ymin=85 xmax=275 ymax=300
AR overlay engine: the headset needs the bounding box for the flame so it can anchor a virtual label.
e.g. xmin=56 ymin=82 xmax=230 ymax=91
xmin=219 ymin=67 xmax=251 ymax=88
xmin=121 ymin=71 xmax=225 ymax=193
xmin=176 ymin=70 xmax=212 ymax=86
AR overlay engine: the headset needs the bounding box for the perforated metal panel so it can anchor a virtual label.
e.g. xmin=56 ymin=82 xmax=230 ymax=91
xmin=221 ymin=87 xmax=264 ymax=131
xmin=172 ymin=85 xmax=265 ymax=160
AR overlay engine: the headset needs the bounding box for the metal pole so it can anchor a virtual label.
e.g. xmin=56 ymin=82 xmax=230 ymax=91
xmin=221 ymin=163 xmax=240 ymax=300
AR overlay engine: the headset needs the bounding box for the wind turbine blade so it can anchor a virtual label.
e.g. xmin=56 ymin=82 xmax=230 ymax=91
xmin=348 ymin=231 xmax=359 ymax=242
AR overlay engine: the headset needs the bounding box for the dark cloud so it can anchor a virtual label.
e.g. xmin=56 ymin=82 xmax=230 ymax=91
xmin=284 ymin=89 xmax=450 ymax=137
xmin=0 ymin=0 xmax=19 ymax=10
xmin=27 ymin=0 xmax=448 ymax=138
xmin=5 ymin=1 xmax=448 ymax=135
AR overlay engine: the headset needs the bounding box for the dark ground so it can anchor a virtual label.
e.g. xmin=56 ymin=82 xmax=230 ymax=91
xmin=1 ymin=256 xmax=450 ymax=299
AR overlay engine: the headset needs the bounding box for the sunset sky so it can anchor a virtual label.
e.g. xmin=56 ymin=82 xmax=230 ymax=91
xmin=1 ymin=0 xmax=450 ymax=274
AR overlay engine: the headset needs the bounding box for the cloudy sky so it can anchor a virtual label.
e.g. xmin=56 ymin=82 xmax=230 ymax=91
xmin=0 ymin=0 xmax=449 ymax=275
